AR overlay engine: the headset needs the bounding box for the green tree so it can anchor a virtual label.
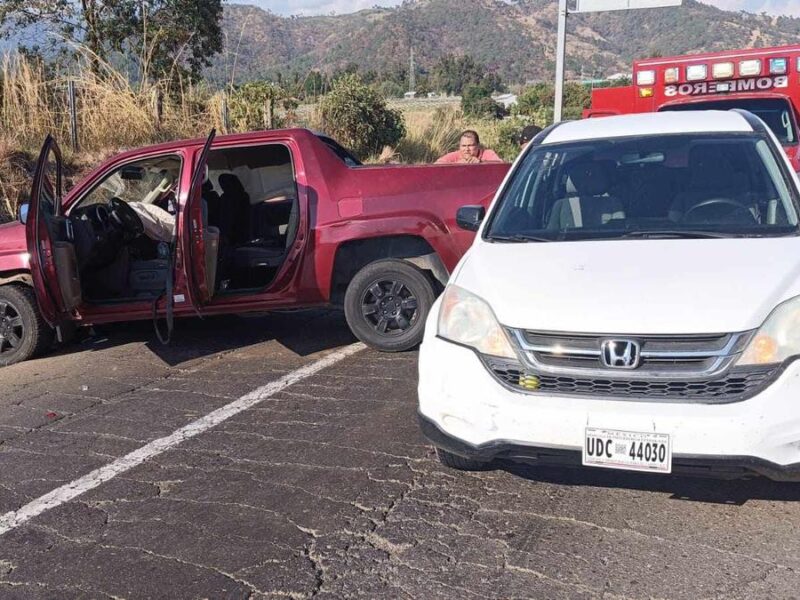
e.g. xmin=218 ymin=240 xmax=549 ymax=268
xmin=374 ymin=80 xmax=406 ymax=100
xmin=461 ymin=84 xmax=504 ymax=119
xmin=514 ymin=82 xmax=591 ymax=123
xmin=229 ymin=82 xmax=286 ymax=131
xmin=430 ymin=54 xmax=504 ymax=96
xmin=0 ymin=0 xmax=223 ymax=82
xmin=318 ymin=74 xmax=406 ymax=160
xmin=302 ymin=70 xmax=328 ymax=100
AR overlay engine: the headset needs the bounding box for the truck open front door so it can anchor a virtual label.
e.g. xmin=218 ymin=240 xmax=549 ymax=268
xmin=25 ymin=135 xmax=81 ymax=334
xmin=185 ymin=130 xmax=219 ymax=306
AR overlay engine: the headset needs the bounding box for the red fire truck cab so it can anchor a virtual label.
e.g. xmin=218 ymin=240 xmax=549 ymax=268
xmin=586 ymin=45 xmax=800 ymax=171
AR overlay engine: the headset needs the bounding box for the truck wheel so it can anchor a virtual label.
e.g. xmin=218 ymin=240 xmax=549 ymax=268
xmin=435 ymin=448 xmax=492 ymax=471
xmin=0 ymin=285 xmax=54 ymax=367
xmin=344 ymin=259 xmax=435 ymax=352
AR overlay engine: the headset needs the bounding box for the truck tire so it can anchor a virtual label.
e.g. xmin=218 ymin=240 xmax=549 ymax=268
xmin=435 ymin=447 xmax=492 ymax=471
xmin=344 ymin=259 xmax=435 ymax=352
xmin=0 ymin=285 xmax=54 ymax=367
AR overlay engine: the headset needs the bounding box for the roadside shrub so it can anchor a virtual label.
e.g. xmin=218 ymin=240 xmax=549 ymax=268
xmin=514 ymin=82 xmax=590 ymax=123
xmin=374 ymin=80 xmax=406 ymax=100
xmin=228 ymin=81 xmax=286 ymax=131
xmin=461 ymin=84 xmax=505 ymax=119
xmin=494 ymin=118 xmax=531 ymax=162
xmin=318 ymin=74 xmax=406 ymax=160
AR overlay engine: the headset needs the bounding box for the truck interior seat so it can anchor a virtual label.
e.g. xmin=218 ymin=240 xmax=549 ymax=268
xmin=206 ymin=144 xmax=297 ymax=291
xmin=218 ymin=173 xmax=251 ymax=246
xmin=230 ymin=198 xmax=298 ymax=289
xmin=548 ymin=160 xmax=625 ymax=229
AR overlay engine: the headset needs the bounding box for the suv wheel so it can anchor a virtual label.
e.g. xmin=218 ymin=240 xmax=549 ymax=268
xmin=344 ymin=259 xmax=436 ymax=352
xmin=0 ymin=285 xmax=54 ymax=367
xmin=435 ymin=447 xmax=492 ymax=471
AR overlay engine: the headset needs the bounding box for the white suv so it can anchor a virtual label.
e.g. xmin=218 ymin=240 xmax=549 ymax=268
xmin=418 ymin=110 xmax=800 ymax=480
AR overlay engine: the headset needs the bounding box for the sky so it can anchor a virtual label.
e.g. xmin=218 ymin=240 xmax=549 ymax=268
xmin=257 ymin=0 xmax=800 ymax=17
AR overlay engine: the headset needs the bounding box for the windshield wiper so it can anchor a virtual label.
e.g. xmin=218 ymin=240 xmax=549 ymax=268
xmin=487 ymin=233 xmax=554 ymax=243
xmin=621 ymin=230 xmax=729 ymax=239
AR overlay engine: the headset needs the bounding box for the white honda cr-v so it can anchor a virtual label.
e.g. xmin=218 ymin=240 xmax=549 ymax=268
xmin=418 ymin=110 xmax=800 ymax=480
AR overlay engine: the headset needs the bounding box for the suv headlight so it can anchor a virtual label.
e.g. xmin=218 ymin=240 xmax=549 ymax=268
xmin=738 ymin=295 xmax=800 ymax=365
xmin=437 ymin=285 xmax=517 ymax=359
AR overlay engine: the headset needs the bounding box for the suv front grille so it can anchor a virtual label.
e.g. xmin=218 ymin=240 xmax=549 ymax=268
xmin=509 ymin=329 xmax=753 ymax=380
xmin=485 ymin=358 xmax=778 ymax=403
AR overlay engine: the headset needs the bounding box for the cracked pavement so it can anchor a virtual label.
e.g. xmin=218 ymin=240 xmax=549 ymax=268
xmin=0 ymin=311 xmax=799 ymax=598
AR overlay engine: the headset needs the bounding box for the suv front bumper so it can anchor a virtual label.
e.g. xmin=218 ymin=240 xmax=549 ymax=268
xmin=418 ymin=334 xmax=800 ymax=481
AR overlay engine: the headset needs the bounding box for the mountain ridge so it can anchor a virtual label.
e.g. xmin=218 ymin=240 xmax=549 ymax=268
xmin=209 ymin=0 xmax=800 ymax=85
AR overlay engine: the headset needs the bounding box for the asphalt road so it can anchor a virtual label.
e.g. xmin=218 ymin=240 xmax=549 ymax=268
xmin=0 ymin=310 xmax=799 ymax=599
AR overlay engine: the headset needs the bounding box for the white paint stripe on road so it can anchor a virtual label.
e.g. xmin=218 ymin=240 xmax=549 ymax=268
xmin=0 ymin=343 xmax=365 ymax=536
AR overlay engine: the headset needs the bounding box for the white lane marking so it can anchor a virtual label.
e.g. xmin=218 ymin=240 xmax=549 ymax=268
xmin=0 ymin=343 xmax=365 ymax=536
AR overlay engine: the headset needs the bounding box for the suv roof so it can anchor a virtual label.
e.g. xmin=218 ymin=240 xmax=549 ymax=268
xmin=544 ymin=111 xmax=754 ymax=145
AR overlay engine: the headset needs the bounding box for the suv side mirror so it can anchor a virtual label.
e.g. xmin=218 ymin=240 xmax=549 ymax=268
xmin=456 ymin=205 xmax=485 ymax=232
xmin=18 ymin=203 xmax=29 ymax=225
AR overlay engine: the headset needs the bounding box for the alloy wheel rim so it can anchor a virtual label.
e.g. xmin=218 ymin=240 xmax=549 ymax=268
xmin=360 ymin=278 xmax=419 ymax=336
xmin=0 ymin=300 xmax=24 ymax=354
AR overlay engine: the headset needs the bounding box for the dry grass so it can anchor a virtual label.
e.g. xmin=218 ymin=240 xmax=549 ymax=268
xmin=369 ymin=104 xmax=513 ymax=164
xmin=0 ymin=51 xmax=226 ymax=156
xmin=0 ymin=51 xmax=232 ymax=222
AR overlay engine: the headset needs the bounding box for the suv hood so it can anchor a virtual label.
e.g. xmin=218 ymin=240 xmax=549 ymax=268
xmin=456 ymin=238 xmax=800 ymax=334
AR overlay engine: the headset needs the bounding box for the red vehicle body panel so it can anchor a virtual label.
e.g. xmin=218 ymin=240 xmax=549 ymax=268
xmin=586 ymin=44 xmax=800 ymax=170
xmin=5 ymin=128 xmax=509 ymax=326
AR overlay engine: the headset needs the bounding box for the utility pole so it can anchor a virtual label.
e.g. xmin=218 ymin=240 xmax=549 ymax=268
xmin=553 ymin=0 xmax=568 ymax=123
xmin=409 ymin=47 xmax=416 ymax=92
xmin=554 ymin=0 xmax=683 ymax=123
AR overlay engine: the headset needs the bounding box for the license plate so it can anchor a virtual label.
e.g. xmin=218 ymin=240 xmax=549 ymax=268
xmin=583 ymin=427 xmax=672 ymax=474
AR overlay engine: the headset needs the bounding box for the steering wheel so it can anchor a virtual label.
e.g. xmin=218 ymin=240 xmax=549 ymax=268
xmin=92 ymin=204 xmax=111 ymax=228
xmin=683 ymin=198 xmax=757 ymax=225
xmin=109 ymin=197 xmax=145 ymax=237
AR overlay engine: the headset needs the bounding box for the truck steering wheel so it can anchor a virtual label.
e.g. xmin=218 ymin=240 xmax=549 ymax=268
xmin=109 ymin=197 xmax=145 ymax=237
xmin=683 ymin=198 xmax=757 ymax=225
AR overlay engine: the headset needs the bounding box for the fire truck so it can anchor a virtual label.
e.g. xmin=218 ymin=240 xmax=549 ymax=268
xmin=586 ymin=45 xmax=800 ymax=170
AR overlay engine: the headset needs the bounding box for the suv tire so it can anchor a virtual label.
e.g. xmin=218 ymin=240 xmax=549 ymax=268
xmin=344 ymin=259 xmax=436 ymax=352
xmin=435 ymin=447 xmax=492 ymax=471
xmin=0 ymin=285 xmax=54 ymax=366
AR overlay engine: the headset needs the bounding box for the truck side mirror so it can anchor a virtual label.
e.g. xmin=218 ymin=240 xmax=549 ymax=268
xmin=18 ymin=203 xmax=29 ymax=225
xmin=456 ymin=205 xmax=485 ymax=232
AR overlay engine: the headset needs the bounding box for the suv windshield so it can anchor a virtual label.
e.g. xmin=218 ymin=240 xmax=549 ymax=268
xmin=485 ymin=133 xmax=799 ymax=242
xmin=661 ymin=99 xmax=798 ymax=145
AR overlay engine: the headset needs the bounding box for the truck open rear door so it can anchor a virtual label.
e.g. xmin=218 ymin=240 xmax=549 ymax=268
xmin=25 ymin=135 xmax=82 ymax=332
xmin=185 ymin=130 xmax=219 ymax=305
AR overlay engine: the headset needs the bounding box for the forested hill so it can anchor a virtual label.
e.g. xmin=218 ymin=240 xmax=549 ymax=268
xmin=208 ymin=0 xmax=800 ymax=85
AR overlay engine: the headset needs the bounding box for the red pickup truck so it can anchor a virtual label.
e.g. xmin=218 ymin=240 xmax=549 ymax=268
xmin=0 ymin=129 xmax=508 ymax=365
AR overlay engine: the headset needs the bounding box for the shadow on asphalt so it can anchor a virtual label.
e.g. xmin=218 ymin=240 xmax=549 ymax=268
xmin=56 ymin=309 xmax=357 ymax=367
xmin=501 ymin=462 xmax=800 ymax=505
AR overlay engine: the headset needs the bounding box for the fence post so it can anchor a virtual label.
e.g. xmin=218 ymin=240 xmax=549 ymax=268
xmin=264 ymin=96 xmax=274 ymax=130
xmin=221 ymin=93 xmax=230 ymax=134
xmin=151 ymin=87 xmax=163 ymax=130
xmin=67 ymin=80 xmax=79 ymax=152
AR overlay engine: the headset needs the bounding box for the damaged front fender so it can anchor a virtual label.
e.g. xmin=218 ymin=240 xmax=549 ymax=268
xmin=0 ymin=272 xmax=33 ymax=287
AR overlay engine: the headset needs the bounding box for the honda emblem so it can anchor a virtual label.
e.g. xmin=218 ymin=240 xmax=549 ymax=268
xmin=600 ymin=340 xmax=641 ymax=369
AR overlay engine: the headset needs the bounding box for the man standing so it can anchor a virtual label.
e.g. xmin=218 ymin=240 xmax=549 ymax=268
xmin=436 ymin=130 xmax=503 ymax=164
xmin=518 ymin=124 xmax=543 ymax=149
